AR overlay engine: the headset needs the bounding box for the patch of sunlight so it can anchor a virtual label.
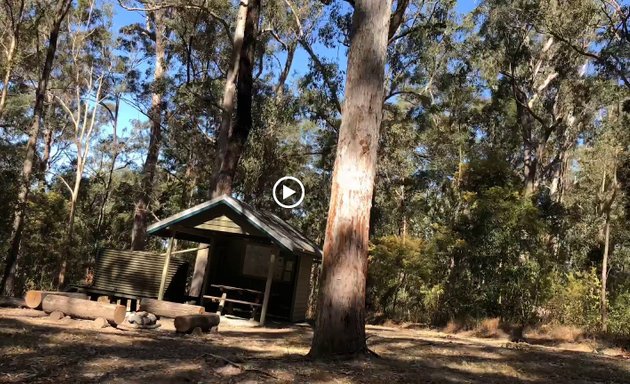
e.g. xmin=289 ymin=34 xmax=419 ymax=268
xmin=443 ymin=360 xmax=541 ymax=382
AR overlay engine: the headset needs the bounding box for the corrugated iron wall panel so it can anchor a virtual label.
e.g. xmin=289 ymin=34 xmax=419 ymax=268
xmin=92 ymin=249 xmax=188 ymax=300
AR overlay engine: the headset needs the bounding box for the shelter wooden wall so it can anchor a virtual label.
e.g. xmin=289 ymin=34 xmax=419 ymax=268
xmin=291 ymin=255 xmax=313 ymax=322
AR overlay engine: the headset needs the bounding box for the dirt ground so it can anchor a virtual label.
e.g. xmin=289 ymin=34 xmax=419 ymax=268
xmin=1 ymin=308 xmax=629 ymax=384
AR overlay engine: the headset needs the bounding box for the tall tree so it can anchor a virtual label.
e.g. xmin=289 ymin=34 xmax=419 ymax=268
xmin=130 ymin=6 xmax=170 ymax=250
xmin=189 ymin=0 xmax=260 ymax=300
xmin=210 ymin=0 xmax=260 ymax=198
xmin=53 ymin=0 xmax=112 ymax=286
xmin=309 ymin=0 xmax=392 ymax=357
xmin=0 ymin=0 xmax=72 ymax=295
xmin=0 ymin=0 xmax=26 ymax=117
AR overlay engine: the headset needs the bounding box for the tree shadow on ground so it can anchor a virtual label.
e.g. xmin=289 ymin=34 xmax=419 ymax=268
xmin=1 ymin=312 xmax=629 ymax=384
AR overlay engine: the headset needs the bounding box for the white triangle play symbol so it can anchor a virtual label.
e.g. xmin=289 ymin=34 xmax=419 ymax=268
xmin=282 ymin=185 xmax=296 ymax=200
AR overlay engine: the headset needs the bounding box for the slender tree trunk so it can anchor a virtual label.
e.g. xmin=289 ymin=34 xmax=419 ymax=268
xmin=309 ymin=0 xmax=392 ymax=358
xmin=57 ymin=158 xmax=84 ymax=288
xmin=39 ymin=97 xmax=55 ymax=190
xmin=0 ymin=0 xmax=25 ymax=117
xmin=0 ymin=0 xmax=72 ymax=296
xmin=0 ymin=34 xmax=17 ymax=117
xmin=96 ymin=97 xmax=120 ymax=238
xmin=210 ymin=0 xmax=251 ymax=198
xmin=131 ymin=10 xmax=167 ymax=250
xmin=398 ymin=183 xmax=406 ymax=239
xmin=601 ymin=215 xmax=610 ymax=332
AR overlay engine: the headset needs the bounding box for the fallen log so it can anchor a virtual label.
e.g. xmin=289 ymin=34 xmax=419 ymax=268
xmin=42 ymin=294 xmax=125 ymax=325
xmin=24 ymin=290 xmax=88 ymax=309
xmin=174 ymin=313 xmax=220 ymax=333
xmin=0 ymin=296 xmax=26 ymax=308
xmin=139 ymin=298 xmax=204 ymax=318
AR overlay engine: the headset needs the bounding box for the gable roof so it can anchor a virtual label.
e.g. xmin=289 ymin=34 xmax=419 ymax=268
xmin=147 ymin=195 xmax=322 ymax=259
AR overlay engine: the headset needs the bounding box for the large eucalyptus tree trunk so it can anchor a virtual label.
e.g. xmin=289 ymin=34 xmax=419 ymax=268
xmin=309 ymin=0 xmax=392 ymax=358
xmin=0 ymin=0 xmax=73 ymax=296
xmin=131 ymin=9 xmax=167 ymax=250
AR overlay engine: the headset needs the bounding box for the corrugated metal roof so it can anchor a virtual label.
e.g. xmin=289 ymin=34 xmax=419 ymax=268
xmin=147 ymin=195 xmax=322 ymax=259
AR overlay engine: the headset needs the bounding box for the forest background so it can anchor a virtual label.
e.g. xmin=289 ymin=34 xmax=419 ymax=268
xmin=0 ymin=0 xmax=629 ymax=339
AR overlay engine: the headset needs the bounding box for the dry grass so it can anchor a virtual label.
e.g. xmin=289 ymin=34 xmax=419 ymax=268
xmin=533 ymin=325 xmax=585 ymax=343
xmin=1 ymin=308 xmax=629 ymax=383
xmin=472 ymin=318 xmax=508 ymax=339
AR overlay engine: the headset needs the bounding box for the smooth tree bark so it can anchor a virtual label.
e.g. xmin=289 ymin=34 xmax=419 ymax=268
xmin=56 ymin=71 xmax=107 ymax=287
xmin=309 ymin=0 xmax=392 ymax=358
xmin=55 ymin=5 xmax=110 ymax=284
xmin=131 ymin=9 xmax=168 ymax=250
xmin=96 ymin=96 xmax=121 ymax=239
xmin=0 ymin=0 xmax=26 ymax=118
xmin=601 ymin=213 xmax=611 ymax=332
xmin=599 ymin=155 xmax=618 ymax=332
xmin=0 ymin=0 xmax=73 ymax=296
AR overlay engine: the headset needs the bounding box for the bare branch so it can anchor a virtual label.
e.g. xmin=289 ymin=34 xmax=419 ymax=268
xmin=284 ymin=0 xmax=303 ymax=37
xmin=298 ymin=38 xmax=342 ymax=113
xmin=117 ymin=0 xmax=233 ymax=43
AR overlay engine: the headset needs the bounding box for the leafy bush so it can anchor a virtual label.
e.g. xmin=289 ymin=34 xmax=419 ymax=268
xmin=545 ymin=269 xmax=601 ymax=332
xmin=608 ymin=292 xmax=630 ymax=337
xmin=367 ymin=236 xmax=434 ymax=323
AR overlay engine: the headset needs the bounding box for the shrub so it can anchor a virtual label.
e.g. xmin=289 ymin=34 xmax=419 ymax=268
xmin=608 ymin=292 xmax=630 ymax=337
xmin=545 ymin=269 xmax=601 ymax=332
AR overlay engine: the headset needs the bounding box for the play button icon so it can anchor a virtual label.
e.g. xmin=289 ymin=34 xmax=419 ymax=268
xmin=283 ymin=185 xmax=296 ymax=200
xmin=273 ymin=176 xmax=305 ymax=209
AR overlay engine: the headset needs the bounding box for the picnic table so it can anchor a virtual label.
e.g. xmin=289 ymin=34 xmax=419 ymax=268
xmin=203 ymin=284 xmax=263 ymax=320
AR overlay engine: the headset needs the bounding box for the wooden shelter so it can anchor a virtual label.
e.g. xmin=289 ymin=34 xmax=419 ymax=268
xmin=147 ymin=195 xmax=322 ymax=324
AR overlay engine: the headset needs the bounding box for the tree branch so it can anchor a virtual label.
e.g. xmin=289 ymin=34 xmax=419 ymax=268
xmin=117 ymin=0 xmax=233 ymax=43
xmin=298 ymin=38 xmax=342 ymax=113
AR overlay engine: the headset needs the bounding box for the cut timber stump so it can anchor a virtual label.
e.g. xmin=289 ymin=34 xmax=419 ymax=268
xmin=94 ymin=317 xmax=109 ymax=329
xmin=139 ymin=298 xmax=204 ymax=318
xmin=24 ymin=290 xmax=88 ymax=309
xmin=42 ymin=294 xmax=126 ymax=325
xmin=49 ymin=311 xmax=64 ymax=320
xmin=174 ymin=313 xmax=220 ymax=333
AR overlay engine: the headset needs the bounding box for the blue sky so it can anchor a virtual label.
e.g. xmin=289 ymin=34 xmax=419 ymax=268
xmin=111 ymin=1 xmax=481 ymax=134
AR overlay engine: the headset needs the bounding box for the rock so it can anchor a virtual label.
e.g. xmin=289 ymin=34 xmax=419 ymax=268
xmin=49 ymin=311 xmax=64 ymax=320
xmin=191 ymin=327 xmax=204 ymax=337
xmin=94 ymin=317 xmax=109 ymax=329
xmin=127 ymin=313 xmax=143 ymax=324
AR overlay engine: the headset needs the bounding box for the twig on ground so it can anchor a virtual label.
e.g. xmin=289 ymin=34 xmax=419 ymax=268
xmin=202 ymin=353 xmax=278 ymax=379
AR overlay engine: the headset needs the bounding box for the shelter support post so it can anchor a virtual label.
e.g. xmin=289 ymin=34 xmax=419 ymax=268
xmin=189 ymin=239 xmax=213 ymax=302
xmin=157 ymin=237 xmax=174 ymax=300
xmin=259 ymin=247 xmax=277 ymax=325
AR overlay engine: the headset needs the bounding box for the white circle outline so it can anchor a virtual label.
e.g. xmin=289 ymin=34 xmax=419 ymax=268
xmin=273 ymin=176 xmax=305 ymax=209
